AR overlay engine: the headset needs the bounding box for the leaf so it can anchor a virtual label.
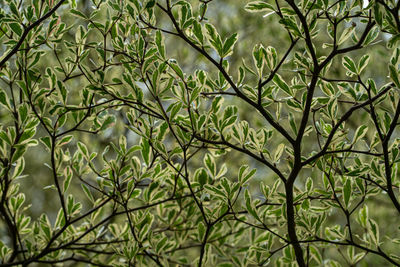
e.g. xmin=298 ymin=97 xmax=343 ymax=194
xmin=81 ymin=184 xmax=94 ymax=203
xmin=55 ymin=209 xmax=65 ymax=228
xmin=156 ymin=122 xmax=169 ymax=141
xmin=19 ymin=128 xmax=36 ymax=144
xmin=342 ymin=56 xmax=357 ymax=76
xmin=273 ymin=74 xmax=292 ymax=95
xmin=368 ymin=219 xmax=379 ymax=246
xmin=77 ymin=142 xmax=89 ymax=158
xmin=0 ymin=89 xmax=11 ymax=109
xmin=363 ymin=26 xmax=379 ymax=46
xmin=70 ymin=9 xmax=87 ymax=19
xmin=238 ymin=165 xmax=256 ymax=185
xmin=204 ymin=185 xmax=226 ymax=200
xmin=192 ymin=20 xmax=204 ymax=44
xmin=40 ymin=137 xmax=52 ymax=151
xmin=11 ymin=145 xmax=27 ymax=163
xmin=63 ymin=167 xmax=73 ymax=193
xmin=10 ymin=193 xmax=25 ymax=212
xmin=265 ymin=46 xmax=278 ymax=70
xmin=140 ymin=138 xmax=151 ymax=166
xmin=358 ymin=206 xmax=368 ymax=227
xmin=389 ymin=65 xmax=400 ymax=88
xmin=309 ymin=246 xmax=322 ymax=264
xmin=252 ymin=44 xmax=264 ymax=75
xmin=222 ymin=33 xmax=238 ymax=57
xmin=196 ymin=168 xmax=208 ymax=187
xmin=306 ymin=177 xmax=313 ymax=192
xmin=9 ymin=23 xmax=22 ymax=36
xmin=279 ymin=17 xmax=302 ymax=37
xmin=18 ymin=104 xmax=28 ymax=123
xmin=58 ymin=135 xmax=73 ymax=146
xmin=245 ymin=1 xmax=274 ymax=12
xmin=343 ymin=178 xmax=352 ymax=208
xmin=338 ymin=25 xmax=356 ymax=45
xmin=204 ymin=154 xmax=216 ymax=176
xmin=205 ymin=23 xmax=223 ymax=56
xmin=40 ymin=214 xmax=52 ymax=240
xmin=197 ymin=222 xmax=206 ymax=241
xmin=156 ymin=237 xmax=168 ymax=253
xmin=244 ymin=189 xmax=259 ymax=220
xmin=169 ymin=60 xmax=185 ymax=80
xmin=358 ymin=55 xmax=370 ymax=74
xmin=0 ymin=131 xmax=12 ymax=145
xmin=9 ymin=2 xmax=19 ymax=16
xmin=352 ymin=125 xmax=368 ymax=144
xmin=12 ymin=158 xmax=25 ymax=179
xmin=169 ymin=102 xmax=182 ymax=119
xmin=155 ymin=30 xmax=165 ymax=59
xmin=145 ymin=0 xmax=156 ymax=9
xmin=100 ymin=115 xmax=116 ymax=131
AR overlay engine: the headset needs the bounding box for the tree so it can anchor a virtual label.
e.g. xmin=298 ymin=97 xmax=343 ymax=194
xmin=1 ymin=0 xmax=400 ymax=266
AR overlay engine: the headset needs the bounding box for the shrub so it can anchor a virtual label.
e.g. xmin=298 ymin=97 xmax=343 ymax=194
xmin=1 ymin=0 xmax=400 ymax=266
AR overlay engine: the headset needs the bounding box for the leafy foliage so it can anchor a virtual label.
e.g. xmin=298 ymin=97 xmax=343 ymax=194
xmin=1 ymin=0 xmax=400 ymax=266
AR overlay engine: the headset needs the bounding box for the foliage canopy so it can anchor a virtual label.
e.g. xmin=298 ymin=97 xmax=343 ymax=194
xmin=1 ymin=0 xmax=400 ymax=266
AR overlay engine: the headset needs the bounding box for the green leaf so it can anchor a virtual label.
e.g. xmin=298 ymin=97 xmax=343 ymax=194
xmin=343 ymin=178 xmax=352 ymax=208
xmin=77 ymin=142 xmax=89 ymax=158
xmin=57 ymin=135 xmax=73 ymax=146
xmin=100 ymin=115 xmax=116 ymax=131
xmin=40 ymin=137 xmax=52 ymax=151
xmin=252 ymin=44 xmax=264 ymax=75
xmin=192 ymin=20 xmax=204 ymax=44
xmin=389 ymin=65 xmax=400 ymax=88
xmin=0 ymin=89 xmax=11 ymax=109
xmin=145 ymin=0 xmax=156 ymax=9
xmin=9 ymin=23 xmax=22 ymax=36
xmin=0 ymin=130 xmax=12 ymax=145
xmin=245 ymin=1 xmax=274 ymax=12
xmin=342 ymin=56 xmax=357 ymax=76
xmin=244 ymin=189 xmax=259 ymax=220
xmin=10 ymin=193 xmax=25 ymax=212
xmin=11 ymin=145 xmax=27 ymax=163
xmin=19 ymin=128 xmax=36 ymax=144
xmin=273 ymin=143 xmax=285 ymax=162
xmin=352 ymin=125 xmax=368 ymax=144
xmin=205 ymin=23 xmax=223 ymax=56
xmin=197 ymin=222 xmax=206 ymax=241
xmin=141 ymin=138 xmax=151 ymax=166
xmin=273 ymin=74 xmax=292 ymax=95
xmin=63 ymin=167 xmax=72 ymax=193
xmin=338 ymin=25 xmax=356 ymax=45
xmin=9 ymin=2 xmax=19 ymax=16
xmin=358 ymin=55 xmax=370 ymax=74
xmin=222 ymin=33 xmax=238 ymax=57
xmin=55 ymin=209 xmax=65 ymax=228
xmin=309 ymin=246 xmax=322 ymax=264
xmin=40 ymin=214 xmax=52 ymax=240
xmin=358 ymin=206 xmax=368 ymax=227
xmin=306 ymin=177 xmax=313 ymax=193
xmin=155 ymin=30 xmax=165 ymax=59
xmin=368 ymin=219 xmax=379 ymax=246
xmin=265 ymin=46 xmax=278 ymax=70
xmin=18 ymin=104 xmax=28 ymax=123
xmin=363 ymin=26 xmax=379 ymax=46
xmin=204 ymin=154 xmax=216 ymax=176
xmin=70 ymin=9 xmax=87 ymax=19
xmin=196 ymin=168 xmax=208 ymax=187
xmin=238 ymin=165 xmax=256 ymax=185
xmin=81 ymin=184 xmax=94 ymax=203
xmin=169 ymin=60 xmax=185 ymax=80
xmin=279 ymin=17 xmax=302 ymax=37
